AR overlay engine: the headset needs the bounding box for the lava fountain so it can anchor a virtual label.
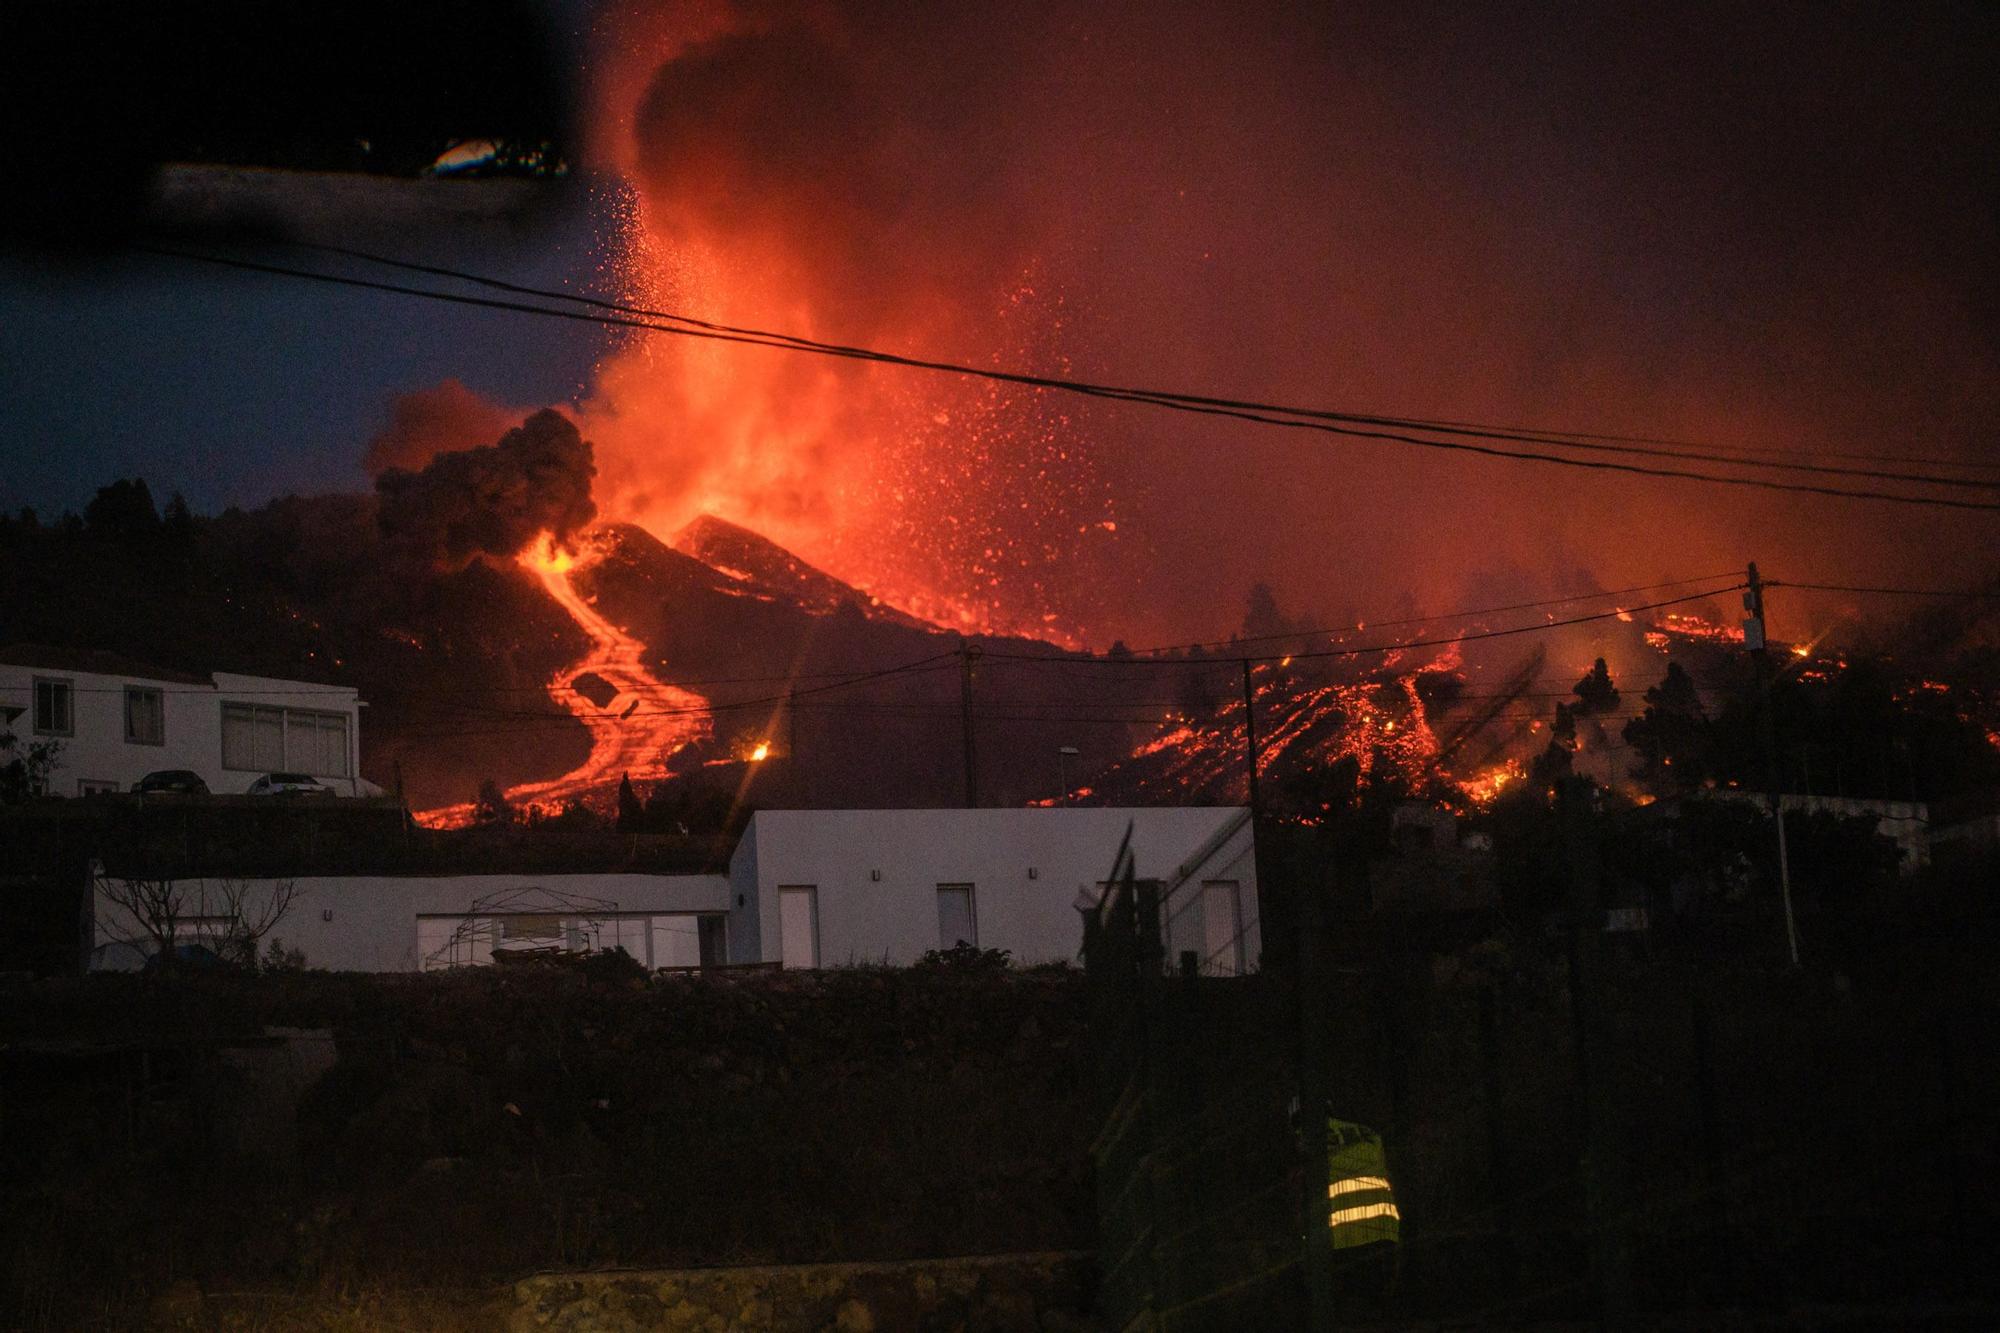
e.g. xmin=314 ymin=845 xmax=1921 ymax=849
xmin=416 ymin=532 xmax=711 ymax=827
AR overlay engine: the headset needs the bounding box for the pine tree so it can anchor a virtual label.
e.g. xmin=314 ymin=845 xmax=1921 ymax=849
xmin=616 ymin=772 xmax=643 ymax=832
xmin=1572 ymin=658 xmax=1621 ymax=716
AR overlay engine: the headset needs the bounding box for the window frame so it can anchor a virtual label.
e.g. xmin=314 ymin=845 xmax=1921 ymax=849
xmin=124 ymin=685 xmax=165 ymax=746
xmin=221 ymin=701 xmax=352 ymax=776
xmin=32 ymin=675 xmax=74 ymax=737
xmin=936 ymin=882 xmax=978 ymax=950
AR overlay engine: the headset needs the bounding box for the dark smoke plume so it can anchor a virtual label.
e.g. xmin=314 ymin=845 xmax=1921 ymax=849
xmin=376 ymin=409 xmax=597 ymax=567
xmin=364 ymin=379 xmax=524 ymax=478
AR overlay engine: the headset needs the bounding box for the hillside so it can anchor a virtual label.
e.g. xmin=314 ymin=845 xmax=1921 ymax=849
xmin=6 ymin=492 xmax=1997 ymax=816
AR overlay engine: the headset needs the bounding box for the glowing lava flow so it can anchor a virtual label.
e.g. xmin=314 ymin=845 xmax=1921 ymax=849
xmin=416 ymin=535 xmax=711 ymax=828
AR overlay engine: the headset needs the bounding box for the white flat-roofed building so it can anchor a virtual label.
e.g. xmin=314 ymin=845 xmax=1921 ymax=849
xmin=84 ymin=807 xmax=1256 ymax=976
xmin=725 ymin=807 xmax=1259 ymax=973
xmin=0 ymin=644 xmax=365 ymax=796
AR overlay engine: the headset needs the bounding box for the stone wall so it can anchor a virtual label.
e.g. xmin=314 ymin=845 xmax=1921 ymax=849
xmin=508 ymin=1252 xmax=1096 ymax=1333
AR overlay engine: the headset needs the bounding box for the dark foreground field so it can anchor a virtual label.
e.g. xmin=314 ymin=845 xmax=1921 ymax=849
xmin=0 ymin=963 xmax=1095 ymax=1328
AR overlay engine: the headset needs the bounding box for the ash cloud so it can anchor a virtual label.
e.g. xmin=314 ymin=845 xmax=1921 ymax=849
xmin=587 ymin=1 xmax=2000 ymax=646
xmin=364 ymin=379 xmax=526 ymax=478
xmin=376 ymin=409 xmax=597 ymax=567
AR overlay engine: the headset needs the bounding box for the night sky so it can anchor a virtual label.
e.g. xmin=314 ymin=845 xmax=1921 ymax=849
xmin=3 ymin=1 xmax=1995 ymax=644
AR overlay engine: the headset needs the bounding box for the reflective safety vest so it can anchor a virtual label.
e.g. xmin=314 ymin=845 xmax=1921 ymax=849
xmin=1326 ymin=1118 xmax=1401 ymax=1249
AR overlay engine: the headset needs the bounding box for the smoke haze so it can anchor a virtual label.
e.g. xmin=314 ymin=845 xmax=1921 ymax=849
xmin=363 ymin=379 xmax=530 ymax=478
xmin=571 ymin=1 xmax=1999 ymax=646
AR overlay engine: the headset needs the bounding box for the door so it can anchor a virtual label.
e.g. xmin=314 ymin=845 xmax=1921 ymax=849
xmin=1202 ymin=881 xmax=1243 ymax=975
xmin=779 ymin=886 xmax=819 ymax=969
xmin=697 ymin=915 xmax=727 ymax=967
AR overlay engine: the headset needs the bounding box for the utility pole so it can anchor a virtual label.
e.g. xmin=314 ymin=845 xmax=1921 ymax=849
xmin=960 ymin=642 xmax=981 ymax=808
xmin=1561 ymin=775 xmax=1631 ymax=1321
xmin=1744 ymin=562 xmax=1800 ymax=967
xmin=787 ymin=688 xmax=807 ymax=807
xmin=1240 ymin=658 xmax=1262 ymax=816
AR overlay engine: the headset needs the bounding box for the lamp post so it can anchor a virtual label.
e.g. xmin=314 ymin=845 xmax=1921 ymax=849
xmin=1057 ymin=745 xmax=1080 ymax=807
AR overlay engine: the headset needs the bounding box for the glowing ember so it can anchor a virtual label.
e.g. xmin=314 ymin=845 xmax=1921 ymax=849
xmin=1651 ymin=612 xmax=1741 ymax=646
xmin=417 ymin=531 xmax=710 ymax=827
xmin=1455 ymin=757 xmax=1527 ymax=808
xmin=750 ymin=741 xmax=771 ymax=762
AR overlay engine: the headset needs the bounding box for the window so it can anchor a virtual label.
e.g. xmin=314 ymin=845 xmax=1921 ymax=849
xmin=779 ymin=885 xmax=819 ymax=969
xmin=124 ymin=686 xmax=164 ymax=745
xmin=32 ymin=677 xmax=72 ymax=736
xmin=222 ymin=703 xmax=350 ymax=775
xmin=936 ymin=884 xmax=977 ymax=949
xmin=172 ymin=916 xmax=238 ymax=948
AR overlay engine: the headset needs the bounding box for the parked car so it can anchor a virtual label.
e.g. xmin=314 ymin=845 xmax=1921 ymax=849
xmin=246 ymin=772 xmax=334 ymax=797
xmin=134 ymin=769 xmax=210 ymax=796
xmin=141 ymin=942 xmax=234 ymax=971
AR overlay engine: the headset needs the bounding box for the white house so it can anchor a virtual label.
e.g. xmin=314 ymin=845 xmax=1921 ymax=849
xmin=723 ymin=807 xmax=1259 ymax=973
xmin=0 ymin=644 xmax=366 ymax=796
xmin=86 ymin=806 xmax=1259 ymax=975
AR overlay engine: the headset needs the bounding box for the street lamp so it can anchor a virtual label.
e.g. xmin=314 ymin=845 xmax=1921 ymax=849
xmin=1057 ymin=745 xmax=1080 ymax=807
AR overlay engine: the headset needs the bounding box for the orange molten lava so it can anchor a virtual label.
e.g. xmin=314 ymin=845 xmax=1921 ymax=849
xmin=416 ymin=534 xmax=710 ymax=827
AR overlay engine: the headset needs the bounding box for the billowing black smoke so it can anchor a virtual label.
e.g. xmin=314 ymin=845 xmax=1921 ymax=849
xmin=376 ymin=409 xmax=597 ymax=567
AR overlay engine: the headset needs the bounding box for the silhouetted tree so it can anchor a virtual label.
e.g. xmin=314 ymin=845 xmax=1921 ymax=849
xmin=0 ymin=732 xmax=60 ymax=802
xmin=1572 ymin=657 xmax=1620 ymax=716
xmin=1242 ymin=582 xmax=1306 ymax=642
xmin=1529 ymin=702 xmax=1578 ymax=787
xmin=473 ymin=778 xmax=513 ymax=825
xmin=1623 ymin=662 xmax=1712 ymax=796
xmin=616 ymin=772 xmax=643 ymax=832
xmin=84 ymin=478 xmax=159 ymax=543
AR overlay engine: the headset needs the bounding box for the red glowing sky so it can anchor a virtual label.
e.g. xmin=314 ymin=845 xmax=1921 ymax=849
xmin=567 ymin=1 xmax=1999 ymax=648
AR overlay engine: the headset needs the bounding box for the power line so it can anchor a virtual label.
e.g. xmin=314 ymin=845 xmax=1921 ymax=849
xmin=135 ymin=244 xmax=2000 ymax=514
xmin=1057 ymin=573 xmax=1743 ymax=658
xmin=980 ymin=586 xmax=1745 ymax=667
xmin=1333 ymin=410 xmax=2000 ymax=474
xmin=284 ymin=239 xmax=2000 ymax=488
xmin=1768 ymin=581 xmax=2000 ymax=599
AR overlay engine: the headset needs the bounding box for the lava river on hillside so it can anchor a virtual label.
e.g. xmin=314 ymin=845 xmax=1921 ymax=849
xmin=415 ymin=534 xmax=711 ymax=828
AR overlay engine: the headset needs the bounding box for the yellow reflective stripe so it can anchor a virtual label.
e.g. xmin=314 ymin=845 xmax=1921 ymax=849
xmin=1329 ymin=1201 xmax=1402 ymax=1227
xmin=1328 ymin=1176 xmax=1393 ymax=1198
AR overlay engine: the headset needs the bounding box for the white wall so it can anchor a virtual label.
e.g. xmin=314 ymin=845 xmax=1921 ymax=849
xmin=0 ymin=663 xmax=364 ymax=796
xmin=91 ymin=871 xmax=731 ymax=972
xmin=728 ymin=808 xmax=1257 ymax=969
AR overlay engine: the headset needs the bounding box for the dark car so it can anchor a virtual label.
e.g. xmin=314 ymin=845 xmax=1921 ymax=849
xmin=141 ymin=942 xmax=234 ymax=971
xmin=134 ymin=769 xmax=210 ymax=796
